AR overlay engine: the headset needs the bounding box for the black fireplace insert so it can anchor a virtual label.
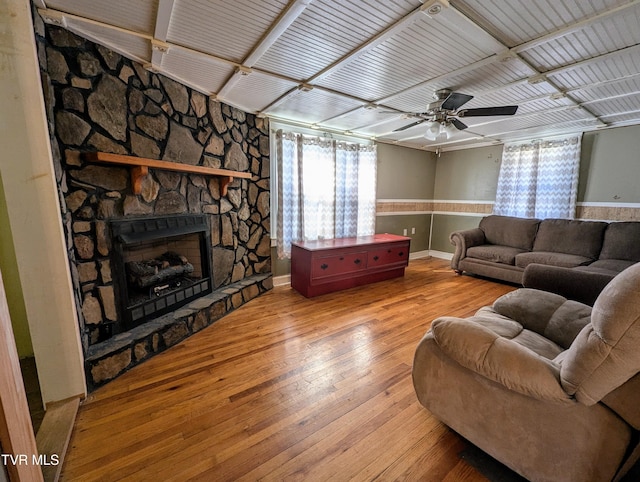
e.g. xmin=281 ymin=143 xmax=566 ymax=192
xmin=110 ymin=214 xmax=213 ymax=333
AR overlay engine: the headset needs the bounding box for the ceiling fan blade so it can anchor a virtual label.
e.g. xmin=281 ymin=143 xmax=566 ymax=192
xmin=451 ymin=118 xmax=468 ymax=130
xmin=441 ymin=92 xmax=473 ymax=111
xmin=393 ymin=120 xmax=426 ymax=132
xmin=459 ymin=105 xmax=518 ymax=117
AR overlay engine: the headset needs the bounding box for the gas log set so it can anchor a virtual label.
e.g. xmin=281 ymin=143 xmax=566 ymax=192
xmin=126 ymin=251 xmax=195 ymax=300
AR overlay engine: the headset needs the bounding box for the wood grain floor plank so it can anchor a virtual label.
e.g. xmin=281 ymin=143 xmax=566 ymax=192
xmin=61 ymin=258 xmax=516 ymax=481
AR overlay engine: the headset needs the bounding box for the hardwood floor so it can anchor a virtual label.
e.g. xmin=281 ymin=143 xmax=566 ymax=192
xmin=60 ymin=258 xmax=516 ymax=481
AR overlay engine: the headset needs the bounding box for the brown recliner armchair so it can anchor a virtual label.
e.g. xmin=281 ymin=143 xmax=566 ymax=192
xmin=412 ymin=263 xmax=640 ymax=482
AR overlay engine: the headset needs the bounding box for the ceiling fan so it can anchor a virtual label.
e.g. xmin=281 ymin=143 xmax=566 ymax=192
xmin=391 ymin=88 xmax=518 ymax=141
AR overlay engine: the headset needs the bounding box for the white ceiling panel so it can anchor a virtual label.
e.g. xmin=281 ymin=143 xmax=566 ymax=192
xmin=587 ymin=92 xmax=640 ymax=117
xmin=167 ymin=0 xmax=288 ymax=63
xmin=221 ymin=72 xmax=299 ymax=113
xmin=452 ymin=0 xmax=632 ymax=46
xmin=603 ymin=112 xmax=640 ymax=124
xmin=40 ymin=0 xmax=640 ymax=151
xmin=354 ymin=115 xmax=428 ymax=137
xmin=255 ymin=0 xmax=422 ymax=80
xmin=265 ymin=88 xmax=363 ymax=124
xmin=320 ymin=106 xmax=404 ymax=132
xmin=45 ymin=0 xmax=158 ymax=34
xmin=549 ymin=47 xmax=640 ymax=91
xmin=465 ymin=82 xmax=559 ymax=108
xmin=522 ymin=12 xmax=640 ymax=72
xmin=64 ymin=19 xmax=151 ymax=64
xmin=316 ymin=8 xmax=504 ymax=101
xmin=571 ymin=75 xmax=640 ymax=103
xmin=161 ymin=48 xmax=235 ymax=94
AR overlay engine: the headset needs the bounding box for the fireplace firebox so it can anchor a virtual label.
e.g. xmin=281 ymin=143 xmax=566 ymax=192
xmin=110 ymin=215 xmax=212 ymax=332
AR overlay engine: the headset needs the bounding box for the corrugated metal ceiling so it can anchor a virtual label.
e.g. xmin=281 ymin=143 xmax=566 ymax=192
xmin=36 ymin=0 xmax=640 ymax=151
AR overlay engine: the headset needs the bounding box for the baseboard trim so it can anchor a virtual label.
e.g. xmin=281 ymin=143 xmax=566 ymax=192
xmin=273 ymin=274 xmax=291 ymax=287
xmin=429 ymin=250 xmax=453 ymax=261
xmin=410 ymin=250 xmax=430 ymax=260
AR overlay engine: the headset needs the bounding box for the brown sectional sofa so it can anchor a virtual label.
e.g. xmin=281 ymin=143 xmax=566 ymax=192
xmin=450 ymin=215 xmax=640 ymax=304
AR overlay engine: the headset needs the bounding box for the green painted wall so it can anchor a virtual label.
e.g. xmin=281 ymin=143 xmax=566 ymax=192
xmin=579 ymin=126 xmax=640 ymax=203
xmin=433 ymin=126 xmax=640 ymax=205
xmin=376 ymin=214 xmax=431 ymax=252
xmin=434 ymin=144 xmax=503 ymax=200
xmin=375 ymin=143 xmax=436 ymax=253
xmin=0 ymin=173 xmax=34 ymax=357
xmin=430 ymin=214 xmax=484 ymax=254
xmin=377 ymin=143 xmax=436 ymax=199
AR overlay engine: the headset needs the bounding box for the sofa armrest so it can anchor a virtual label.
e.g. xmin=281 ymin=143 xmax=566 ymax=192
xmin=430 ymin=317 xmax=572 ymax=403
xmin=450 ymin=228 xmax=485 ymax=272
xmin=522 ymin=263 xmax=614 ymax=306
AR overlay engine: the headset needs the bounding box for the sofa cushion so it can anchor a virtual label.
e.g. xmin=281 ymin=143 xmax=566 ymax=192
xmin=515 ymin=251 xmax=592 ymax=269
xmin=599 ymin=222 xmax=640 ymax=262
xmin=533 ymin=219 xmax=607 ymax=259
xmin=575 ymin=259 xmax=636 ymax=276
xmin=467 ymin=244 xmax=526 ymax=265
xmin=523 ymin=264 xmax=613 ymax=306
xmin=479 ymin=215 xmax=540 ymax=251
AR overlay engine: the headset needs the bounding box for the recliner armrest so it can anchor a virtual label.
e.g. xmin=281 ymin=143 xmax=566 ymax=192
xmin=450 ymin=228 xmax=485 ymax=271
xmin=492 ymin=289 xmax=591 ymax=348
xmin=430 ymin=317 xmax=573 ymax=403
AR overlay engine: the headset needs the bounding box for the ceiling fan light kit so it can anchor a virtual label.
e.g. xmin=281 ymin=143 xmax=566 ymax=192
xmin=423 ymin=120 xmax=459 ymax=141
xmin=424 ymin=122 xmax=442 ymax=140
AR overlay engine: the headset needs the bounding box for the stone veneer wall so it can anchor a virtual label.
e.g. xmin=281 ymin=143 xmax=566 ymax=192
xmin=32 ymin=12 xmax=271 ymax=387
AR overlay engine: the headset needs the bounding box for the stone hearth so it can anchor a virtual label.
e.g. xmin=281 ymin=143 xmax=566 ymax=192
xmin=86 ymin=273 xmax=272 ymax=389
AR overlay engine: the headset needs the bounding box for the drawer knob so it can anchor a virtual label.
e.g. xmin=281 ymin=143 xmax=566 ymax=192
xmin=399 ymin=251 xmax=404 ymax=256
xmin=354 ymin=258 xmax=361 ymax=265
xmin=373 ymin=255 xmax=379 ymax=261
xmin=320 ymin=263 xmax=329 ymax=270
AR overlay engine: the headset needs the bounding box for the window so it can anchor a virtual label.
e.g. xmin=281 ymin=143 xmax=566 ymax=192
xmin=493 ymin=135 xmax=581 ymax=219
xmin=275 ymin=129 xmax=377 ymax=259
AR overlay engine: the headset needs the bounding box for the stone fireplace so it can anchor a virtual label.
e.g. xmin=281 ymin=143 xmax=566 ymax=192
xmin=34 ymin=13 xmax=273 ymax=389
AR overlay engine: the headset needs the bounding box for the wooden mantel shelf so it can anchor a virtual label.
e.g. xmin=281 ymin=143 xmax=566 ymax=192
xmin=83 ymin=152 xmax=252 ymax=196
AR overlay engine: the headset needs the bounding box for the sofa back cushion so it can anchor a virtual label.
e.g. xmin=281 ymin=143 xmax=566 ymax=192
xmin=560 ymin=264 xmax=640 ymax=405
xmin=479 ymin=215 xmax=540 ymax=251
xmin=533 ymin=219 xmax=607 ymax=259
xmin=599 ymin=222 xmax=640 ymax=262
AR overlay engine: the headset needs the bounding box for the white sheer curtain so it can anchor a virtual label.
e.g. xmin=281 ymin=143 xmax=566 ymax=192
xmin=494 ymin=135 xmax=581 ymax=219
xmin=276 ymin=130 xmax=377 ymax=259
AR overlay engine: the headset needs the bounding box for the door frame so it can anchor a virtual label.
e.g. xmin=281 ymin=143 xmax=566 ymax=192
xmin=0 ymin=266 xmax=43 ymax=481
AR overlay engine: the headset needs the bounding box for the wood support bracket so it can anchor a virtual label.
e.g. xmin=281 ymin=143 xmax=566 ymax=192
xmin=219 ymin=175 xmax=233 ymax=196
xmin=131 ymin=165 xmax=149 ymax=195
